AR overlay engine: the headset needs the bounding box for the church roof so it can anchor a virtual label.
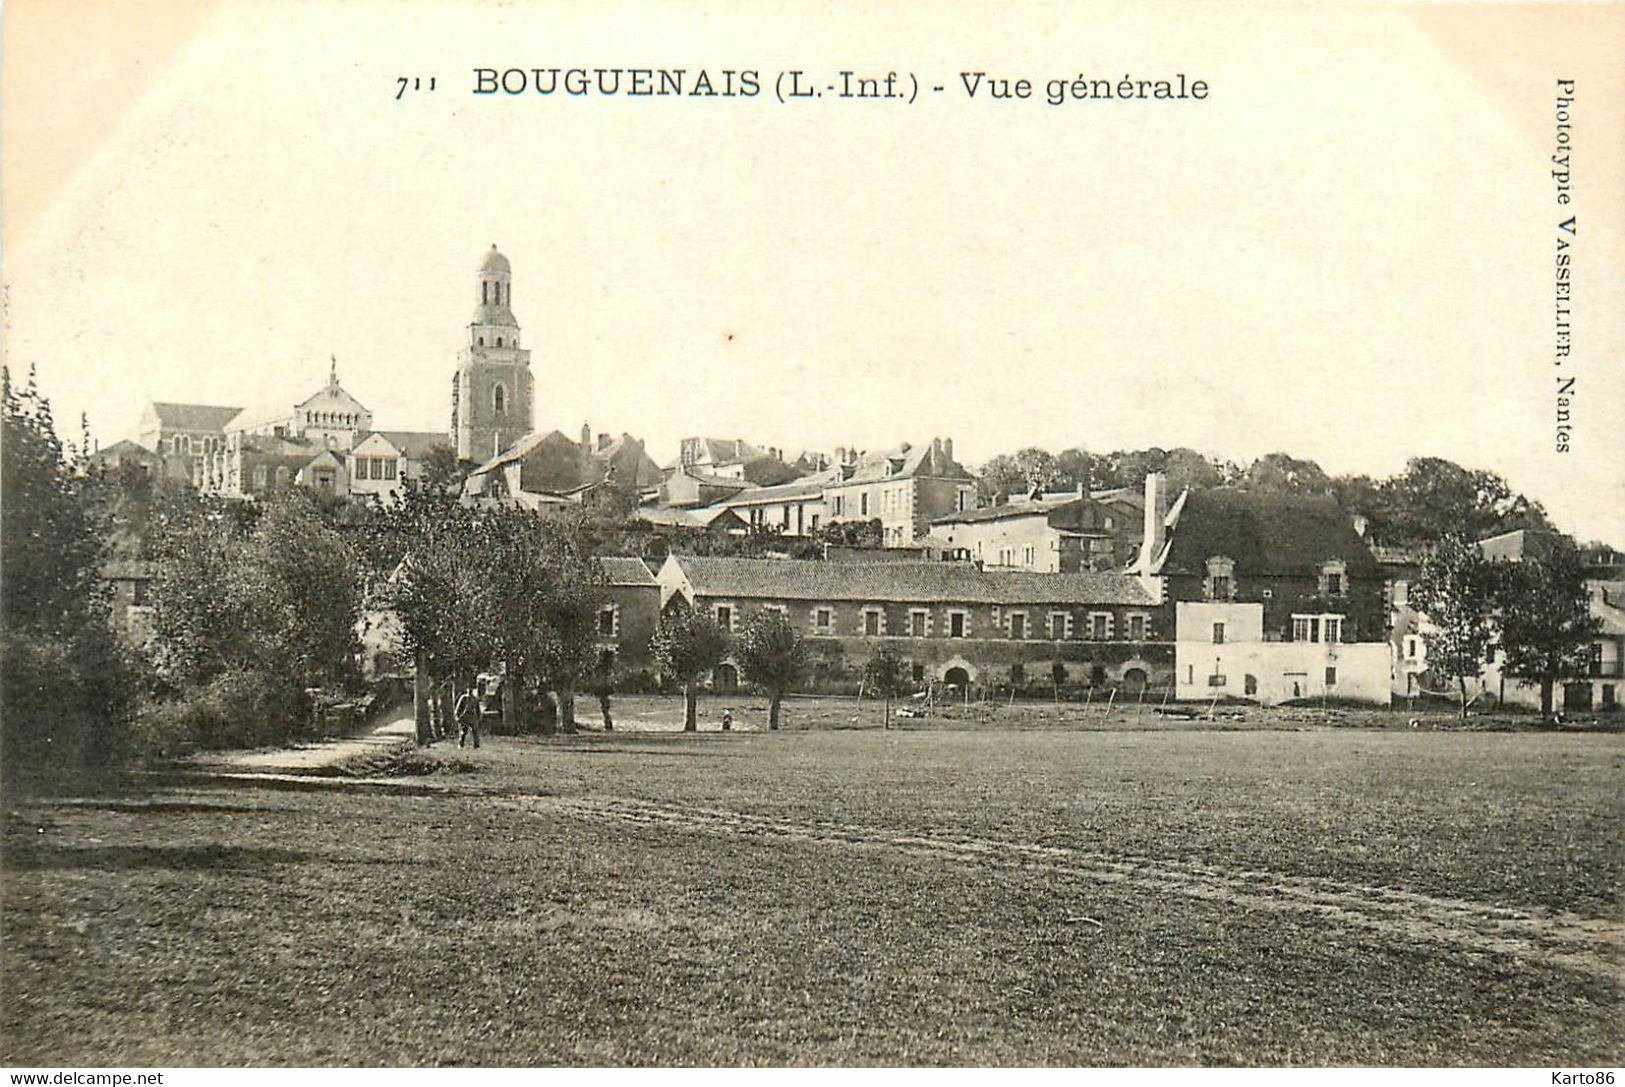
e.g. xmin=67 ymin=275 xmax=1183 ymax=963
xmin=480 ymin=245 xmax=510 ymax=273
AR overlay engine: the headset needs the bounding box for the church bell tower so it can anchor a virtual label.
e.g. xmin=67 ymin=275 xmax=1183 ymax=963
xmin=451 ymin=244 xmax=534 ymax=461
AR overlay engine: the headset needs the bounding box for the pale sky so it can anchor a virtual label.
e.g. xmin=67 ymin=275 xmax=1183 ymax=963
xmin=5 ymin=1 xmax=1623 ymax=540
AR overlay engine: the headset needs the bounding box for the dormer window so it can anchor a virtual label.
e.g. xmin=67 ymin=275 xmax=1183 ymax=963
xmin=1319 ymin=559 xmax=1349 ymax=598
xmin=1204 ymin=556 xmax=1236 ymax=602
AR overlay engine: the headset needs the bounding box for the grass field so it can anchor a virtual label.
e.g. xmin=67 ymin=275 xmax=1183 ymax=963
xmin=3 ymin=701 xmax=1621 ymax=1066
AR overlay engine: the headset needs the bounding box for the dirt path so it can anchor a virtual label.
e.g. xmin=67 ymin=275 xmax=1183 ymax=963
xmin=191 ymin=712 xmax=418 ymax=774
xmin=503 ymin=793 xmax=1624 ymax=980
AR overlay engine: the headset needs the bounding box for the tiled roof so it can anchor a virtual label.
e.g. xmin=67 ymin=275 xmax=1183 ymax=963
xmin=635 ymin=506 xmax=744 ymax=529
xmin=92 ymin=439 xmax=158 ymax=460
xmin=598 ymin=556 xmax=658 ymax=586
xmin=671 ymin=556 xmax=1157 ymax=606
xmin=720 ymin=477 xmax=828 ymax=506
xmin=933 ymin=496 xmax=1080 ymax=525
xmin=1162 ymin=489 xmax=1377 ymax=578
xmin=149 ymin=403 xmax=242 ymax=431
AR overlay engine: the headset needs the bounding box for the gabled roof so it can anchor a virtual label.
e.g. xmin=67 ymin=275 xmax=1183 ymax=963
xmin=1161 ymin=489 xmax=1377 ymax=578
xmin=148 ymin=402 xmax=242 ymax=431
xmin=92 ymin=439 xmax=159 ymax=461
xmin=598 ymin=556 xmax=658 ymax=587
xmin=668 ymin=556 xmax=1157 ymax=606
xmin=357 ymin=430 xmax=448 ymax=460
xmin=829 ymin=440 xmax=973 ymax=486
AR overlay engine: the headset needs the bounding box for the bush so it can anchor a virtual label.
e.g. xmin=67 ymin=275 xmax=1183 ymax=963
xmin=155 ymin=670 xmax=312 ymax=751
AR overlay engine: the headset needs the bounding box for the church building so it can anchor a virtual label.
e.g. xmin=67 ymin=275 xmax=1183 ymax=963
xmin=451 ymin=245 xmax=534 ymax=462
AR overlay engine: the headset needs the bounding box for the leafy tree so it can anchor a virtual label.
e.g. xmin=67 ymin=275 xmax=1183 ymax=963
xmin=650 ymin=608 xmax=729 ymax=731
xmin=1493 ymin=541 xmax=1599 ymax=719
xmin=1242 ymin=453 xmax=1332 ymax=495
xmin=1411 ymin=533 xmax=1497 ymax=718
xmin=1 ymin=366 xmax=136 ymax=772
xmin=735 ymin=610 xmax=809 ymax=729
xmin=419 ymin=443 xmax=464 ymax=491
xmin=1376 ymin=457 xmax=1550 ymax=546
xmin=146 ymin=489 xmax=363 ymax=744
xmin=861 ymin=644 xmax=910 ymax=730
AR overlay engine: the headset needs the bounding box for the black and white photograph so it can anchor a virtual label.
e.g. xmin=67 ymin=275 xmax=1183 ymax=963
xmin=2 ymin=0 xmax=1622 ymax=1074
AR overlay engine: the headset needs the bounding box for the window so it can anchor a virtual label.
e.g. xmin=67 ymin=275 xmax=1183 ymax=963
xmin=1128 ymin=614 xmax=1146 ymax=641
xmin=1589 ymin=643 xmax=1604 ymax=676
xmin=131 ymin=581 xmax=150 ymax=606
xmin=1212 ymin=622 xmax=1226 ymax=645
xmin=493 ymin=384 xmax=507 ymax=414
xmin=1104 ymin=516 xmax=1113 ymax=530
xmin=254 ymin=465 xmax=268 ymax=488
xmin=383 ymin=459 xmax=397 ymax=480
xmin=496 ymin=337 xmax=503 ymax=347
xmin=860 ymin=493 xmax=869 ymax=517
xmin=1405 ymin=636 xmax=1419 ymax=660
xmin=715 ymin=605 xmax=732 ymax=630
xmin=911 ymin=662 xmax=925 ymax=683
xmin=1208 ymin=674 xmax=1227 ymax=687
xmin=478 ymin=336 xmax=484 ymax=346
xmin=1603 ymin=684 xmax=1616 ymax=707
xmin=1050 ymin=611 xmax=1069 ymax=639
xmin=1205 ymin=556 xmax=1235 ymax=602
xmin=598 ymin=606 xmax=616 ymax=638
xmin=864 ymin=611 xmax=881 ymax=636
xmin=1292 ymin=616 xmax=1317 ymax=643
xmin=833 ymin=495 xmax=844 ymax=517
xmin=1010 ymin=663 xmax=1026 ymax=686
xmin=1323 ymin=617 xmax=1342 ymax=644
xmin=810 ymin=515 xmax=820 ymax=531
xmin=1022 ymin=545 xmax=1035 ymax=566
xmin=1325 ymin=573 xmax=1343 ymax=596
xmin=1089 ymin=612 xmax=1114 ymax=640
xmin=1211 ymin=576 xmax=1232 ymax=601
xmin=483 ymin=281 xmax=489 ymax=305
xmin=909 ymin=610 xmax=928 ymax=637
xmin=1009 ymin=613 xmax=1026 ymax=640
xmin=1325 ymin=667 xmax=1338 ymax=687
xmin=949 ymin=612 xmax=967 ymax=638
xmin=815 ymin=607 xmax=833 ymax=632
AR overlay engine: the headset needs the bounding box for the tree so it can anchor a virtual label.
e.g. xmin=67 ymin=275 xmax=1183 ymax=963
xmin=735 ymin=610 xmax=809 ymax=729
xmin=1376 ymin=458 xmax=1550 ymax=547
xmin=419 ymin=443 xmax=464 ymax=492
xmin=1242 ymin=453 xmax=1332 ymax=495
xmin=1493 ymin=541 xmax=1599 ymax=719
xmin=650 ymin=608 xmax=729 ymax=731
xmin=1 ymin=366 xmax=136 ymax=772
xmin=1410 ymin=534 xmax=1497 ymax=718
xmin=862 ymin=645 xmax=910 ymax=730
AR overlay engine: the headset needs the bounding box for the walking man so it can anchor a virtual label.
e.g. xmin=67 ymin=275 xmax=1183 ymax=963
xmin=455 ymin=685 xmax=480 ymax=749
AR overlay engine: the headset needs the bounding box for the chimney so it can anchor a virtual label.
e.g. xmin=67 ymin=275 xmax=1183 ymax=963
xmin=1137 ymin=471 xmax=1170 ymax=572
xmin=580 ymin=423 xmax=592 ymax=450
xmin=835 ymin=446 xmax=846 ymax=466
xmin=734 ymin=439 xmax=744 ymax=458
xmin=943 ymin=438 xmax=954 ymax=464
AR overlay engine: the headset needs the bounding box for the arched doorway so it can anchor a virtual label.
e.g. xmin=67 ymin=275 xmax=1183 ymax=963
xmin=944 ymin=666 xmax=971 ymax=690
xmin=714 ymin=663 xmax=739 ymax=694
xmin=1122 ymin=667 xmax=1148 ymax=694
